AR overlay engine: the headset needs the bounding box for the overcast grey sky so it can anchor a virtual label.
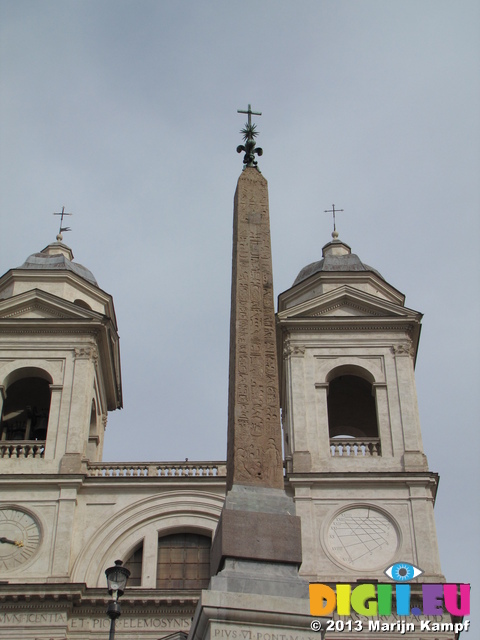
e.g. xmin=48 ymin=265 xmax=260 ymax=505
xmin=1 ymin=0 xmax=479 ymax=617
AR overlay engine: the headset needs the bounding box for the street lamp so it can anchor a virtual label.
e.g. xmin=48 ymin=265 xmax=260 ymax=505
xmin=105 ymin=559 xmax=130 ymax=640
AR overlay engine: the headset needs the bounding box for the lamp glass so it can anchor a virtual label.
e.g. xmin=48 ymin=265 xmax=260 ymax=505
xmin=105 ymin=560 xmax=130 ymax=596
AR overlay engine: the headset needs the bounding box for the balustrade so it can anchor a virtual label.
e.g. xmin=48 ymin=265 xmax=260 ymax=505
xmin=0 ymin=441 xmax=45 ymax=459
xmin=86 ymin=461 xmax=227 ymax=478
xmin=330 ymin=438 xmax=381 ymax=457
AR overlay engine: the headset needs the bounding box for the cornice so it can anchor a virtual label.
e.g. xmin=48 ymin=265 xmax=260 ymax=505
xmin=285 ymin=470 xmax=439 ymax=480
xmin=0 ymin=583 xmax=199 ymax=608
xmin=0 ymin=303 xmax=71 ymax=320
xmin=309 ymin=301 xmax=383 ymax=317
xmin=285 ymin=470 xmax=439 ymax=499
xmin=0 ymin=326 xmax=101 ymax=336
xmin=279 ymin=320 xmax=418 ymax=333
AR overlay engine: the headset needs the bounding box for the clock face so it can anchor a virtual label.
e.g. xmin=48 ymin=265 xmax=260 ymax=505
xmin=326 ymin=507 xmax=398 ymax=571
xmin=0 ymin=508 xmax=41 ymax=570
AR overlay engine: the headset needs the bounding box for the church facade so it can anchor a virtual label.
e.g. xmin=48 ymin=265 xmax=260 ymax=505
xmin=0 ymin=169 xmax=457 ymax=638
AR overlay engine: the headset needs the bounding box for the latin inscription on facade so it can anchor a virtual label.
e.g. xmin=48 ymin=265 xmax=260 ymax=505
xmin=0 ymin=611 xmax=191 ymax=639
xmin=211 ymin=623 xmax=317 ymax=640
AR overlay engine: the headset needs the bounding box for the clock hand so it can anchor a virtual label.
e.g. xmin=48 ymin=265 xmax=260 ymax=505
xmin=0 ymin=537 xmax=23 ymax=547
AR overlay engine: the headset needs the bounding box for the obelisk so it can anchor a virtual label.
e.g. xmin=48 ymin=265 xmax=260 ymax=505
xmin=210 ymin=106 xmax=305 ymax=593
xmin=188 ymin=108 xmax=325 ymax=640
xmin=226 ymin=164 xmax=283 ymax=491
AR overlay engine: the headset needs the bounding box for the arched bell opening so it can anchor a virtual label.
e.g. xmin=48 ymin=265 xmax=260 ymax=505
xmin=327 ymin=369 xmax=381 ymax=457
xmin=1 ymin=371 xmax=52 ymax=442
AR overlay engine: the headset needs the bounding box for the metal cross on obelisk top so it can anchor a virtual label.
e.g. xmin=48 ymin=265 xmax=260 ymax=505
xmin=53 ymin=206 xmax=73 ymax=241
xmin=237 ymin=104 xmax=263 ymax=168
xmin=324 ymin=204 xmax=344 ymax=238
xmin=237 ymin=103 xmax=262 ymax=126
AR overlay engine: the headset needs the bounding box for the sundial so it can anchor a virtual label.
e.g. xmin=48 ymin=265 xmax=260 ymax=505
xmin=325 ymin=507 xmax=398 ymax=570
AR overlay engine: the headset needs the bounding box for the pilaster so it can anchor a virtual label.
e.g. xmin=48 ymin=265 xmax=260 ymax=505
xmin=65 ymin=347 xmax=97 ymax=458
xmin=50 ymin=485 xmax=80 ymax=579
xmin=392 ymin=346 xmax=428 ymax=470
xmin=44 ymin=384 xmax=63 ymax=461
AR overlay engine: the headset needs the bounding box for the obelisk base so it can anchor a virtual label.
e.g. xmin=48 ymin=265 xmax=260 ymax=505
xmin=188 ymin=590 xmax=317 ymax=640
xmin=210 ymin=485 xmax=307 ymax=598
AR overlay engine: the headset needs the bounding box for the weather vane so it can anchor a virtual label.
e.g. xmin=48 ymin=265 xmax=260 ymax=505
xmin=236 ymin=104 xmax=263 ymax=169
xmin=324 ymin=204 xmax=343 ymax=239
xmin=53 ymin=206 xmax=73 ymax=242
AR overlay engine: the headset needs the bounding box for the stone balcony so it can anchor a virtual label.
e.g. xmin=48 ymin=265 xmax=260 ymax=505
xmin=330 ymin=437 xmax=381 ymax=457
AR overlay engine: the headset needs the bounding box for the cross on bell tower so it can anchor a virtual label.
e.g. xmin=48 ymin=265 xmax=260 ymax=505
xmin=53 ymin=206 xmax=73 ymax=242
xmin=324 ymin=203 xmax=343 ymax=239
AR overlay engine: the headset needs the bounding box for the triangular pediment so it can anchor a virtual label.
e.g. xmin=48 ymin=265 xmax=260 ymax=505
xmin=0 ymin=289 xmax=103 ymax=321
xmin=277 ymin=285 xmax=421 ymax=321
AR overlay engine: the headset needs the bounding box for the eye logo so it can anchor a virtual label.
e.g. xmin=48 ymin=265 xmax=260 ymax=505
xmin=384 ymin=562 xmax=424 ymax=582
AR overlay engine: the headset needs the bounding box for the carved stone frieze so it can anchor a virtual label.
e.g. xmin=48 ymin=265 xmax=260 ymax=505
xmin=74 ymin=346 xmax=98 ymax=363
xmin=283 ymin=342 xmax=306 ymax=358
xmin=391 ymin=343 xmax=414 ymax=357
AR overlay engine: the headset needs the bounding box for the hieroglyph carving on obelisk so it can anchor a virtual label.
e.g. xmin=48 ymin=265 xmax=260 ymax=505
xmin=226 ymin=166 xmax=284 ymax=491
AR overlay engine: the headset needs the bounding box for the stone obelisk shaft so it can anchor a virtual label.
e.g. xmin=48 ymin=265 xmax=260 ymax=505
xmin=226 ymin=167 xmax=284 ymax=491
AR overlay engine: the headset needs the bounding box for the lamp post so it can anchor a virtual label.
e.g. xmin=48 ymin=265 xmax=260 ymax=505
xmin=105 ymin=559 xmax=130 ymax=640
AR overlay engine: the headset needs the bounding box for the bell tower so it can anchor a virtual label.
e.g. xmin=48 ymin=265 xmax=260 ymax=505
xmin=277 ymin=232 xmax=443 ymax=584
xmin=0 ymin=239 xmax=122 ymax=474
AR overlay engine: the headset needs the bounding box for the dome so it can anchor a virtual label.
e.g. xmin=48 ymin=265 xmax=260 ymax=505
xmin=293 ymin=238 xmax=384 ymax=286
xmin=17 ymin=241 xmax=98 ymax=286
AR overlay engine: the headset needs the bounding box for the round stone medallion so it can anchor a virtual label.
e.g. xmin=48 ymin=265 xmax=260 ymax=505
xmin=326 ymin=506 xmax=398 ymax=570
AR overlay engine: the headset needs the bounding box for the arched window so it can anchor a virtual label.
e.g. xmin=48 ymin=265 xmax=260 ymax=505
xmin=157 ymin=533 xmax=211 ymax=590
xmin=1 ymin=376 xmax=51 ymax=441
xmin=124 ymin=544 xmax=143 ymax=587
xmin=123 ymin=532 xmax=211 ymax=590
xmin=327 ymin=374 xmax=378 ymax=438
